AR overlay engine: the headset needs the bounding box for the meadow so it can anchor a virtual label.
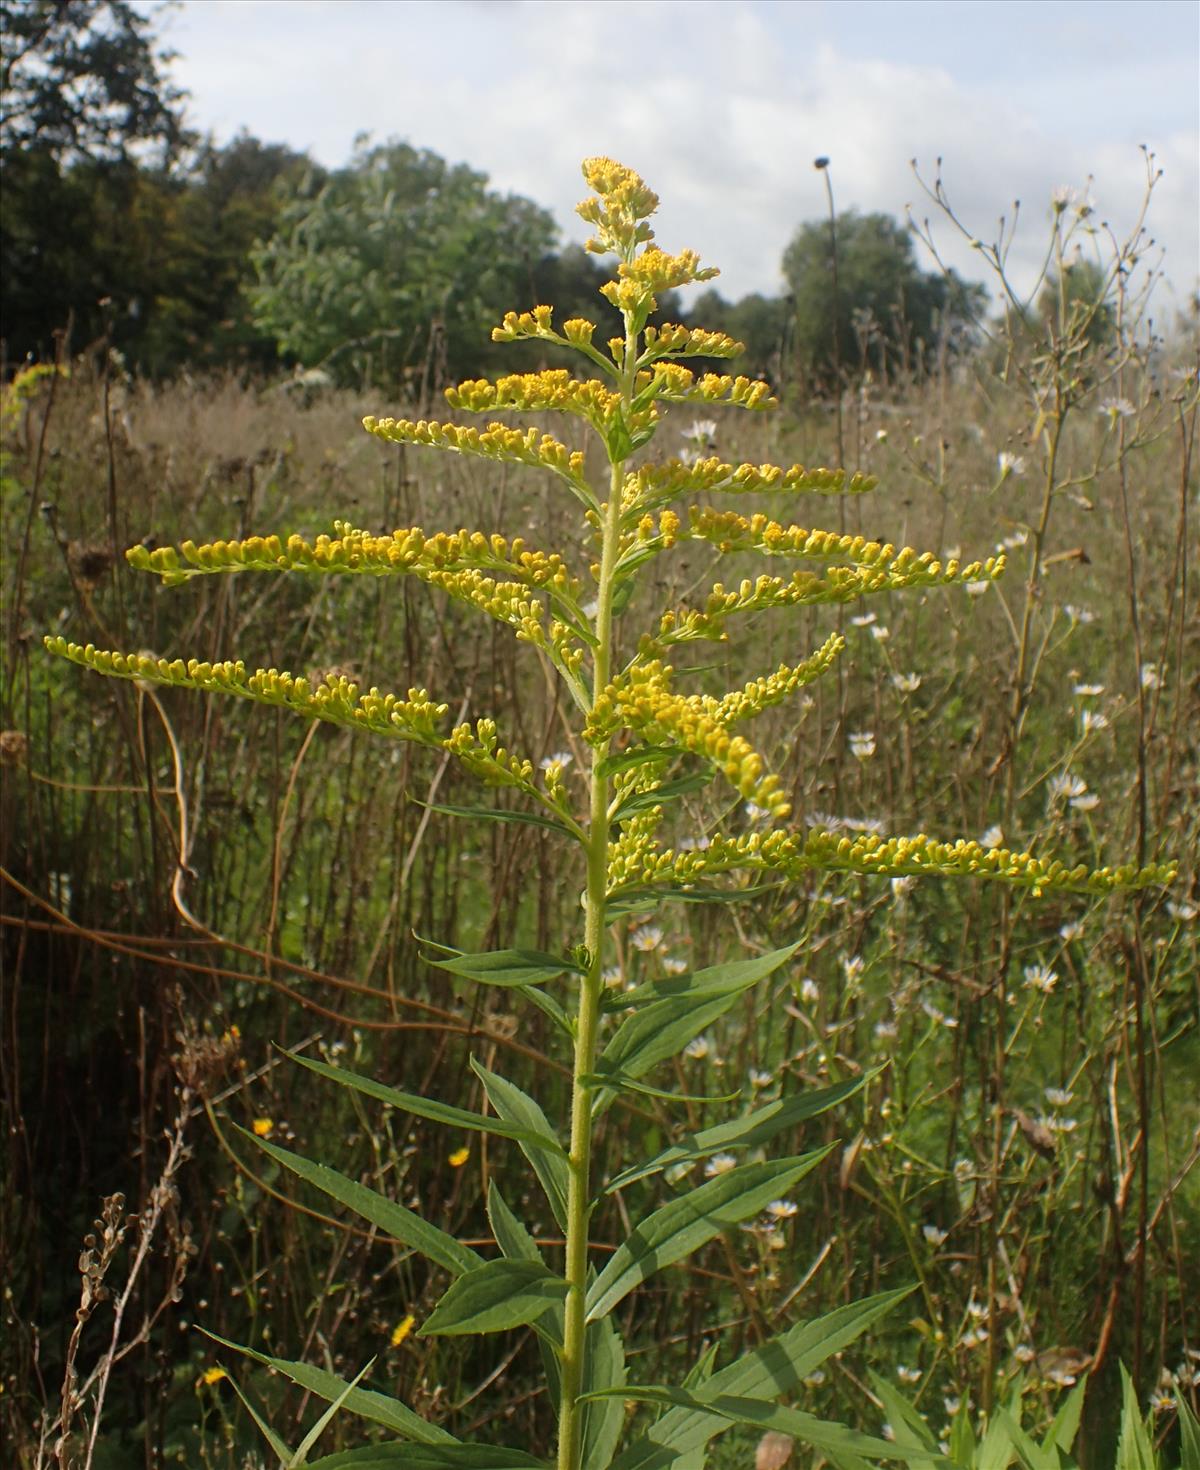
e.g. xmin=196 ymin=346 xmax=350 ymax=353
xmin=1 ymin=248 xmax=1197 ymax=1467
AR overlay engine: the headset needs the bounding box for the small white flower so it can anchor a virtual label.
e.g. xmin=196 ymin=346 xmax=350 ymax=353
xmin=875 ymin=428 xmax=889 ymax=442
xmin=601 ymin=966 xmax=624 ymax=989
xmin=922 ymin=1000 xmax=959 ymax=1030
xmin=684 ymin=1035 xmax=712 ymax=1061
xmin=897 ymin=1365 xmax=922 ymax=1385
xmin=980 ymin=825 xmax=1004 ymax=850
xmin=676 ymin=834 xmax=711 ymax=851
xmin=1048 ymin=773 xmax=1087 ymax=804
xmin=539 ymin=750 xmax=573 ymax=774
xmin=1080 ymin=709 xmax=1109 ymax=736
xmin=967 ymin=1297 xmax=987 ymax=1320
xmin=677 ymin=445 xmax=704 ymax=467
xmin=1059 ymin=920 xmax=1084 ymax=941
xmin=922 ymin=1224 xmax=948 ymax=1247
xmin=682 ymin=418 xmax=718 ymax=445
xmin=874 ymin=1019 xmax=898 ymax=1040
xmin=1073 ymin=682 xmax=1105 ymax=697
xmin=1070 ymin=792 xmax=1100 ymax=812
xmin=1150 ymin=1391 xmax=1176 ymax=1415
xmin=806 ymin=810 xmax=842 ymax=831
xmin=943 ymin=545 xmax=962 ymax=562
xmin=630 ymin=925 xmax=664 ymax=952
xmin=870 ymin=624 xmax=890 ymax=642
xmin=582 ymin=598 xmax=599 ymax=618
xmin=997 ymin=451 xmax=1027 ymax=478
xmin=891 ymin=875 xmax=915 ymax=898
xmin=1099 ymin=397 xmax=1135 ymax=421
xmin=849 ymin=731 xmax=876 ymax=760
xmin=1040 ymin=1113 xmax=1078 ymax=1133
xmin=743 ymin=801 xmax=771 ymax=823
xmin=881 ymin=1424 xmax=896 ymax=1442
xmin=1044 ymin=1087 xmax=1074 ymax=1107
xmin=1014 ymin=1344 xmax=1036 ymax=1364
xmin=842 ymin=955 xmax=864 ymax=985
xmin=704 ymin=1152 xmax=738 ymax=1177
xmin=892 ymin=672 xmax=922 ymax=692
xmin=850 ymin=612 xmax=877 ymax=627
xmin=766 ymin=1198 xmax=798 ymax=1220
xmin=661 ymin=955 xmax=687 ymax=975
xmin=1063 ymin=603 xmax=1096 ymax=624
xmin=953 ymin=1158 xmax=973 ymax=1183
xmin=962 ymin=1328 xmax=989 ymax=1350
xmin=966 ymin=580 xmax=990 ymax=597
xmin=799 ymin=977 xmax=820 ymax=1004
xmin=1023 ymin=963 xmax=1058 ymax=994
xmin=803 ymin=1369 xmax=826 ymax=1388
xmin=1002 ymin=529 xmax=1029 ymax=549
xmin=749 ymin=1068 xmax=773 ymax=1089
xmin=943 ymin=1396 xmax=961 ymax=1416
xmin=1167 ymin=900 xmax=1198 ymax=922
xmin=1048 ymin=1368 xmax=1077 ymax=1387
xmin=1140 ymin=663 xmax=1162 ymax=690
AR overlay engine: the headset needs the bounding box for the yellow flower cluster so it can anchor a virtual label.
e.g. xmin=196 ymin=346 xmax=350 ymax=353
xmin=640 ymin=323 xmax=743 ymax=361
xmin=631 ymin=366 xmax=774 ymax=412
xmin=44 ymin=638 xmax=450 ymax=744
xmin=127 ymin=523 xmax=581 ymax=601
xmin=686 ymin=511 xmax=996 ymax=583
xmin=577 ymin=156 xmax=660 ymax=257
xmin=587 ymin=661 xmax=789 ymax=820
xmin=490 ymin=308 xmax=604 ymax=359
xmin=421 ymin=568 xmax=546 ymax=646
xmin=625 ymin=457 xmax=878 ymax=517
xmin=444 ymin=719 xmax=535 ymax=789
xmin=652 ymin=556 xmax=1006 ymax=647
xmin=607 ymin=827 xmax=1177 ymax=898
xmin=362 ymin=416 xmax=591 ymax=503
xmin=600 ymin=247 xmax=720 ymax=315
xmin=447 ymin=371 xmax=622 ymax=432
xmin=702 ymin=634 xmax=845 ymax=724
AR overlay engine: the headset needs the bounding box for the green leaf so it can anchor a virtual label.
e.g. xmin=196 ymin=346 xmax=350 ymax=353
xmin=486 ymin=1182 xmax=562 ymax=1399
xmin=427 ymin=948 xmax=582 ymax=986
xmin=520 ymin=983 xmax=574 ymax=1037
xmin=1043 ymin=1375 xmax=1088 ymax=1454
xmin=1115 ymin=1365 xmax=1157 ymax=1470
xmin=222 ymin=1369 xmax=293 ymax=1463
xmin=604 ymin=1075 xmax=869 ymax=1193
xmin=586 ymin=1148 xmax=832 ymax=1322
xmin=284 ymin=1052 xmax=564 ymax=1156
xmin=977 ymin=1413 xmax=1017 ymax=1470
xmin=611 ymin=772 xmax=714 ymax=824
xmin=582 ymin=1313 xmax=627 ymax=1470
xmin=681 ymin=1343 xmax=720 ymax=1390
xmin=236 ymin=1127 xmax=479 ymax=1279
xmin=597 ymin=747 xmax=674 ymax=780
xmin=594 ymin=945 xmax=800 ymax=1115
xmin=200 ymin=1331 xmax=456 ymax=1445
xmin=293 ymin=1359 xmax=377 ymax=1466
xmin=606 ymin=882 xmax=782 ymax=916
xmin=471 ymin=1059 xmax=571 ymax=1231
xmin=420 ymin=1258 xmax=568 ymax=1337
xmin=608 ymin=1288 xmax=914 ymax=1470
xmin=868 ymin=1372 xmax=940 ymax=1454
xmin=305 ymin=1447 xmax=549 ymax=1470
xmin=581 ymin=1070 xmax=741 ymax=1105
xmin=588 ymin=1386 xmax=944 ymax=1463
xmin=422 ymin=800 xmax=578 ymax=840
xmin=1178 ymin=1392 xmax=1200 ymax=1470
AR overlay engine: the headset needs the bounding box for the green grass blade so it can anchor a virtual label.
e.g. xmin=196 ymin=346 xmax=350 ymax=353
xmin=1178 ymin=1392 xmax=1200 ymax=1470
xmin=222 ymin=1368 xmax=293 ymax=1463
xmin=868 ymin=1372 xmax=941 ymax=1452
xmin=1116 ymin=1365 xmax=1158 ymax=1470
xmin=305 ymin=1448 xmax=549 ymax=1470
xmin=586 ymin=1148 xmax=833 ymax=1322
xmin=420 ymin=1258 xmax=568 ymax=1337
xmin=236 ymin=1126 xmax=479 ymax=1278
xmin=293 ymin=1359 xmax=376 ymax=1465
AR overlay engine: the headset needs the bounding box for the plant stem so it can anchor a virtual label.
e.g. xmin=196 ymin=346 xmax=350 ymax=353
xmin=557 ymin=450 xmax=626 ymax=1470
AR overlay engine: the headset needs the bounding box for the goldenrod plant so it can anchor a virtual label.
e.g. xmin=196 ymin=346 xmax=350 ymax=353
xmin=46 ymin=159 xmax=1175 ymax=1470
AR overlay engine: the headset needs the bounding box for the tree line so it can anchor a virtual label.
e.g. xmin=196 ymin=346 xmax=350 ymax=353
xmin=2 ymin=0 xmax=988 ymax=392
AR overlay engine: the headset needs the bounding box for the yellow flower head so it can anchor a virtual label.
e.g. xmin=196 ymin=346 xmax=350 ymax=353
xmin=577 ymin=157 xmax=659 ymax=257
xmin=448 ymin=1145 xmax=470 ymax=1168
xmin=252 ymin=1117 xmax=274 ymax=1138
xmin=199 ymin=1365 xmax=227 ymax=1386
xmin=390 ymin=1313 xmax=416 ymax=1347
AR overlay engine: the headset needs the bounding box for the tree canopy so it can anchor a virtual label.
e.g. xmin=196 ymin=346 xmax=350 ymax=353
xmin=783 ymin=210 xmax=986 ymax=387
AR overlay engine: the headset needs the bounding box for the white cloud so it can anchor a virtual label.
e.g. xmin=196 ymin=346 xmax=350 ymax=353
xmin=144 ymin=0 xmax=1198 ymax=308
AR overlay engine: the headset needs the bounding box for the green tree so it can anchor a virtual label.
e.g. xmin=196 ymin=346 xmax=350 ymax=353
xmin=0 ymin=0 xmax=188 ymax=163
xmin=687 ymin=288 xmax=791 ymax=384
xmin=783 ymin=210 xmax=985 ymax=388
xmin=250 ymin=139 xmax=559 ymax=389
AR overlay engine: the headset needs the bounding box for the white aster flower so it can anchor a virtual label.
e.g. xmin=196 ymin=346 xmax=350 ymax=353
xmin=850 ymin=612 xmax=877 ymax=627
xmin=870 ymin=624 xmax=890 ymax=641
xmin=897 ymin=1365 xmax=922 ymax=1385
xmin=966 ymin=580 xmax=990 ymax=597
xmin=799 ymin=977 xmax=820 ymax=1004
xmin=601 ymin=966 xmax=624 ymax=989
xmin=891 ymin=875 xmax=915 ymax=898
xmin=704 ymin=1152 xmax=738 ymax=1177
xmin=743 ymin=801 xmax=771 ymax=823
xmin=1023 ymin=963 xmax=1058 ymax=994
xmin=1047 ymin=773 xmax=1087 ymax=804
xmin=980 ymin=825 xmax=1004 ymax=850
xmin=749 ymin=1068 xmax=774 ymax=1089
xmin=1080 ymin=709 xmax=1109 ymax=736
xmin=1014 ymin=1344 xmax=1036 ymax=1364
xmin=682 ymin=418 xmax=718 ymax=445
xmin=849 ymin=731 xmax=877 ymax=760
xmin=1044 ymin=1087 xmax=1074 ymax=1107
xmin=538 ymin=749 xmax=573 ymax=773
xmin=997 ymin=451 xmax=1027 ymax=478
xmin=1140 ymin=663 xmax=1162 ymax=690
xmin=892 ymin=672 xmax=922 ymax=692
xmin=766 ymin=1199 xmax=798 ymax=1220
xmin=684 ymin=1035 xmax=712 ymax=1061
xmin=1063 ymin=604 xmax=1096 ymax=624
xmin=1073 ymin=682 xmax=1104 ymax=697
xmin=1167 ymin=900 xmax=1198 ymax=922
xmin=1070 ymin=793 xmax=1100 ymax=812
xmin=922 ymin=1224 xmax=948 ymax=1247
xmin=630 ymin=925 xmax=664 ymax=953
xmin=661 ymin=955 xmax=687 ymax=975
xmin=803 ymin=1369 xmax=826 ymax=1388
xmin=1059 ymin=920 xmax=1084 ymax=941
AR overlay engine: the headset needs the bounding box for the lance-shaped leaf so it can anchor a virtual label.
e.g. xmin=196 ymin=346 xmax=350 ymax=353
xmin=286 ymin=1051 xmax=567 ymax=1156
xmin=306 ymin=1446 xmax=549 ymax=1470
xmin=610 ymin=770 xmax=714 ymax=824
xmin=583 ymin=1388 xmax=944 ymax=1465
xmin=471 ymin=1059 xmax=571 ymax=1231
xmin=593 ymin=944 xmax=799 ymax=1114
xmin=608 ymin=1288 xmax=914 ymax=1470
xmin=868 ymin=1373 xmax=941 ymax=1456
xmin=236 ymin=1126 xmax=478 ymax=1278
xmin=582 ymin=1313 xmax=627 ymax=1470
xmin=1115 ymin=1364 xmax=1156 ymax=1470
xmin=422 ymin=800 xmax=580 ymax=842
xmin=586 ymin=1149 xmax=831 ymax=1323
xmin=201 ymin=1331 xmax=455 ymax=1444
xmin=604 ymin=1075 xmax=869 ymax=1193
xmin=487 ymin=1183 xmax=562 ymax=1397
xmin=420 ymin=1258 xmax=569 ymax=1337
xmin=426 ymin=947 xmax=583 ymax=987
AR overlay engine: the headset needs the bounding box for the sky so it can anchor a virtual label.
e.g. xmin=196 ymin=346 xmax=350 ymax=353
xmin=137 ymin=0 xmax=1200 ymax=311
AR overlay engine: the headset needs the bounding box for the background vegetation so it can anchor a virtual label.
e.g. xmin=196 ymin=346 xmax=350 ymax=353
xmin=1 ymin=2 xmax=1196 ymax=1467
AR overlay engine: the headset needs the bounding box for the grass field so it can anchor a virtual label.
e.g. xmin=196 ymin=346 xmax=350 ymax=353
xmin=1 ymin=319 xmax=1196 ymax=1467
